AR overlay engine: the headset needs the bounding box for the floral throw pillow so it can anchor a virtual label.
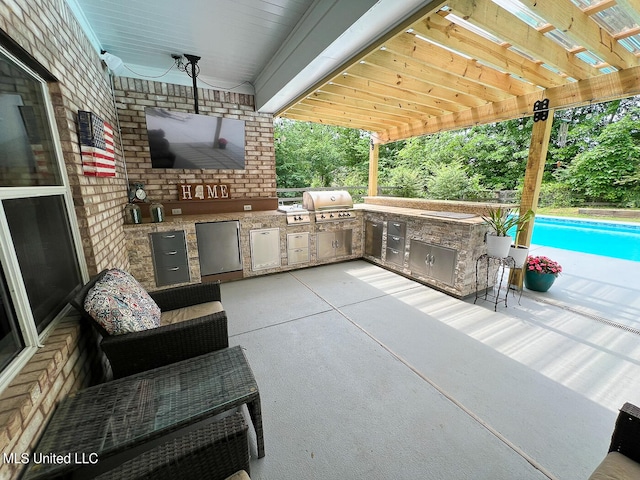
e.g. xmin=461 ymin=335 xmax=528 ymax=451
xmin=84 ymin=269 xmax=161 ymax=335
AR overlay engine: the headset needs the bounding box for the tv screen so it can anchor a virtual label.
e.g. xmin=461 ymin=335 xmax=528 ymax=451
xmin=144 ymin=107 xmax=245 ymax=169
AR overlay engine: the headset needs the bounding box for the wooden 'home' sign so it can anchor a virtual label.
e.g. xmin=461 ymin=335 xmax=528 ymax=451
xmin=178 ymin=183 xmax=231 ymax=201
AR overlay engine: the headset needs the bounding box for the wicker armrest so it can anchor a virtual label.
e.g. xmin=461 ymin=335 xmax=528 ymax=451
xmin=608 ymin=403 xmax=640 ymax=463
xmin=150 ymin=281 xmax=222 ymax=311
xmin=100 ymin=311 xmax=229 ymax=378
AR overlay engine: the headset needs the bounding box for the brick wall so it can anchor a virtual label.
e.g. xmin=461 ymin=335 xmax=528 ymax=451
xmin=0 ymin=0 xmax=134 ymax=476
xmin=113 ymin=77 xmax=276 ymax=204
xmin=0 ymin=313 xmax=107 ymax=480
xmin=0 ymin=1 xmax=277 ymax=476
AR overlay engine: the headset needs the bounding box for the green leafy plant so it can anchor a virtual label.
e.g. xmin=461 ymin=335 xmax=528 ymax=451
xmin=482 ymin=206 xmax=534 ymax=237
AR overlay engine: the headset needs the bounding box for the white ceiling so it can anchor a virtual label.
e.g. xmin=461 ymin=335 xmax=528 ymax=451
xmin=67 ymin=0 xmax=432 ymax=113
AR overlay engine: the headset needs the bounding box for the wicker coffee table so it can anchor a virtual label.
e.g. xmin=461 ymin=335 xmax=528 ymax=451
xmin=22 ymin=346 xmax=264 ymax=479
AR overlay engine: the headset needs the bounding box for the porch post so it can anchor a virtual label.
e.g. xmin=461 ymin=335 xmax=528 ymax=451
xmin=368 ymin=139 xmax=379 ymax=197
xmin=511 ymin=109 xmax=555 ymax=288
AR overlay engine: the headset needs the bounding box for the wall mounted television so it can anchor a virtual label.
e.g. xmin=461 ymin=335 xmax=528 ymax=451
xmin=144 ymin=107 xmax=245 ymax=170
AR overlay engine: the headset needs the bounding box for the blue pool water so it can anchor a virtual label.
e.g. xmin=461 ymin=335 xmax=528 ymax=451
xmin=514 ymin=216 xmax=640 ymax=262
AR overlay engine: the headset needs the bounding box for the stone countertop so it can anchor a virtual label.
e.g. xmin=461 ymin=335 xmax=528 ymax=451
xmin=354 ymin=203 xmax=485 ymax=225
xmin=124 ymin=209 xmax=286 ymax=229
xmin=124 ymin=200 xmax=490 ymax=230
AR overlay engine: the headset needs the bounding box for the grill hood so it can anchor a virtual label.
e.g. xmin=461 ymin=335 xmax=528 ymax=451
xmin=302 ymin=190 xmax=353 ymax=211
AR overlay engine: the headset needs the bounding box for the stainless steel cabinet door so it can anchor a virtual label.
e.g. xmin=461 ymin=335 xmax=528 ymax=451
xmin=365 ymin=221 xmax=383 ymax=258
xmin=334 ymin=229 xmax=352 ymax=257
xmin=409 ymin=239 xmax=431 ymax=276
xmin=317 ymin=231 xmax=335 ymax=260
xmin=409 ymin=239 xmax=457 ymax=285
xmin=429 ymin=244 xmax=457 ymax=285
xmin=250 ymin=228 xmax=281 ymax=271
xmin=196 ymin=221 xmax=242 ymax=275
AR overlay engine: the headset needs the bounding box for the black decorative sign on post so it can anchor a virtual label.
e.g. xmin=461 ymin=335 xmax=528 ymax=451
xmin=533 ymin=99 xmax=550 ymax=122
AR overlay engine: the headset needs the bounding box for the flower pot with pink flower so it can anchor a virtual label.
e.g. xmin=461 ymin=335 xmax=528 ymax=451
xmin=524 ymin=255 xmax=562 ymax=292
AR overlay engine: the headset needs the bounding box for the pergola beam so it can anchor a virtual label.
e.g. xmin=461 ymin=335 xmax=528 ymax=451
xmin=377 ymin=65 xmax=640 ymax=143
xmin=519 ymin=0 xmax=638 ymax=70
xmin=447 ymin=0 xmax=600 ymax=80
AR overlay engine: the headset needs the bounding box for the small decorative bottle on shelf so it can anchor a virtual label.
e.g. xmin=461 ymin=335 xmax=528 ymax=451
xmin=150 ymin=202 xmax=165 ymax=223
xmin=124 ymin=203 xmax=142 ymax=224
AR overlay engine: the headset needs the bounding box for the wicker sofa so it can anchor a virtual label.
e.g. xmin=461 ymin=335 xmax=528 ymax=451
xmin=589 ymin=403 xmax=640 ymax=479
xmin=71 ymin=269 xmax=229 ymax=379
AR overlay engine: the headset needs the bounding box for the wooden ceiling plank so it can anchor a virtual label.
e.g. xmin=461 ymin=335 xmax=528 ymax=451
xmin=582 ymin=0 xmax=617 ymax=16
xmin=614 ymin=26 xmax=640 ymax=40
xmin=301 ymin=96 xmax=418 ymax=125
xmin=348 ymin=62 xmax=488 ymax=108
xmin=365 ymin=47 xmax=515 ymax=103
xmin=306 ymin=90 xmax=424 ymax=122
xmin=293 ymin=100 xmax=409 ymax=128
xmin=275 ymin=0 xmax=449 ymax=117
xmin=383 ymin=32 xmax=539 ymax=97
xmin=377 ymin=65 xmax=640 ymax=142
xmin=414 ymin=12 xmax=569 ymax=88
xmin=519 ymin=0 xmax=639 ymax=70
xmin=318 ymin=82 xmax=449 ymax=117
xmin=283 ymin=109 xmax=387 ymax=132
xmin=328 ymin=75 xmax=466 ymax=114
xmin=447 ymin=0 xmax=600 ymax=80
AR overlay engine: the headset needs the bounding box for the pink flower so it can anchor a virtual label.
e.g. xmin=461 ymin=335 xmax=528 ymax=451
xmin=525 ymin=255 xmax=562 ymax=276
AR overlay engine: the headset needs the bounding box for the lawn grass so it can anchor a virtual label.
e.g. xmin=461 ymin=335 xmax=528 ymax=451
xmin=536 ymin=207 xmax=640 ymax=223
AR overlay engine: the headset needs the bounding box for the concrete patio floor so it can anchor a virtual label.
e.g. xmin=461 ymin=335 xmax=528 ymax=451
xmin=220 ymin=245 xmax=640 ymax=480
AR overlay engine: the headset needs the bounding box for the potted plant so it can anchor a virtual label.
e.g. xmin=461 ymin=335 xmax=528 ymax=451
xmin=524 ymin=255 xmax=562 ymax=292
xmin=482 ymin=206 xmax=533 ymax=258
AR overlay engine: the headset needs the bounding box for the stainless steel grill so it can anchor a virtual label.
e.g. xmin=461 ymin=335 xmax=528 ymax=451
xmin=302 ymin=190 xmax=353 ymax=211
xmin=302 ymin=190 xmax=355 ymax=222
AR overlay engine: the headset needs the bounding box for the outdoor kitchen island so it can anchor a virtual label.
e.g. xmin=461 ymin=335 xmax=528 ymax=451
xmin=124 ymin=196 xmax=496 ymax=298
xmin=357 ymin=197 xmax=492 ymax=298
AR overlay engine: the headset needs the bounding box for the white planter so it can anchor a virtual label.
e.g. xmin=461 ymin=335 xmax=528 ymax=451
xmin=509 ymin=244 xmax=529 ymax=268
xmin=486 ymin=234 xmax=512 ymax=258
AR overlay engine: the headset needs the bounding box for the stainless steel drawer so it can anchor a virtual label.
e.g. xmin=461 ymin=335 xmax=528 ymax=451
xmin=288 ymin=247 xmax=309 ymax=265
xmin=155 ymin=264 xmax=190 ymax=287
xmin=386 ymin=235 xmax=404 ymax=252
xmin=151 ymin=232 xmax=186 ymax=251
xmin=287 ymin=232 xmax=309 ymax=250
xmin=150 ymin=230 xmax=190 ymax=286
xmin=386 ymin=247 xmax=404 ymax=266
xmin=387 ymin=221 xmax=406 ymax=238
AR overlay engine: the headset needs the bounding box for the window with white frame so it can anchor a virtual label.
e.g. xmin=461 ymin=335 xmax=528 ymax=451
xmin=0 ymin=46 xmax=84 ymax=375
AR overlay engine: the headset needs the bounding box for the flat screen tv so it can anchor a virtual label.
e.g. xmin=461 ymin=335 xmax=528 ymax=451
xmin=144 ymin=107 xmax=245 ymax=170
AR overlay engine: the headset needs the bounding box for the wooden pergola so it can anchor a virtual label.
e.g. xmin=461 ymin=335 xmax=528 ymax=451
xmin=277 ymin=0 xmax=640 ymax=248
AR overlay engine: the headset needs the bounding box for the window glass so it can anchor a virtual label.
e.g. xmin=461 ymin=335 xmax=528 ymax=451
xmin=0 ymin=264 xmax=24 ymax=370
xmin=3 ymin=196 xmax=81 ymax=332
xmin=0 ymin=51 xmax=62 ymax=186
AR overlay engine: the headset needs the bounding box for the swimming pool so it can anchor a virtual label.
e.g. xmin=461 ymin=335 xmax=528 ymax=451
xmin=516 ymin=216 xmax=640 ymax=262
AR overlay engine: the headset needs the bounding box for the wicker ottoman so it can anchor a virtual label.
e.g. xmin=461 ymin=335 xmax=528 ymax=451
xmin=95 ymin=412 xmax=249 ymax=480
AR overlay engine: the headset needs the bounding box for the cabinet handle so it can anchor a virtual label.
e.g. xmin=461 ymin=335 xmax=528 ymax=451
xmin=168 ymin=267 xmax=180 ymax=271
xmin=164 ymin=251 xmax=177 ymax=255
xmin=163 ymin=234 xmax=176 ymax=238
xmin=260 ymin=231 xmax=270 ymax=235
xmin=429 ymin=254 xmax=436 ymax=266
xmin=392 ymin=236 xmax=400 ymax=241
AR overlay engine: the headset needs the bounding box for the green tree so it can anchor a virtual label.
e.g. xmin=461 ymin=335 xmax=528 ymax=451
xmin=562 ymin=108 xmax=640 ymax=203
xmin=426 ymin=160 xmax=483 ymax=200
